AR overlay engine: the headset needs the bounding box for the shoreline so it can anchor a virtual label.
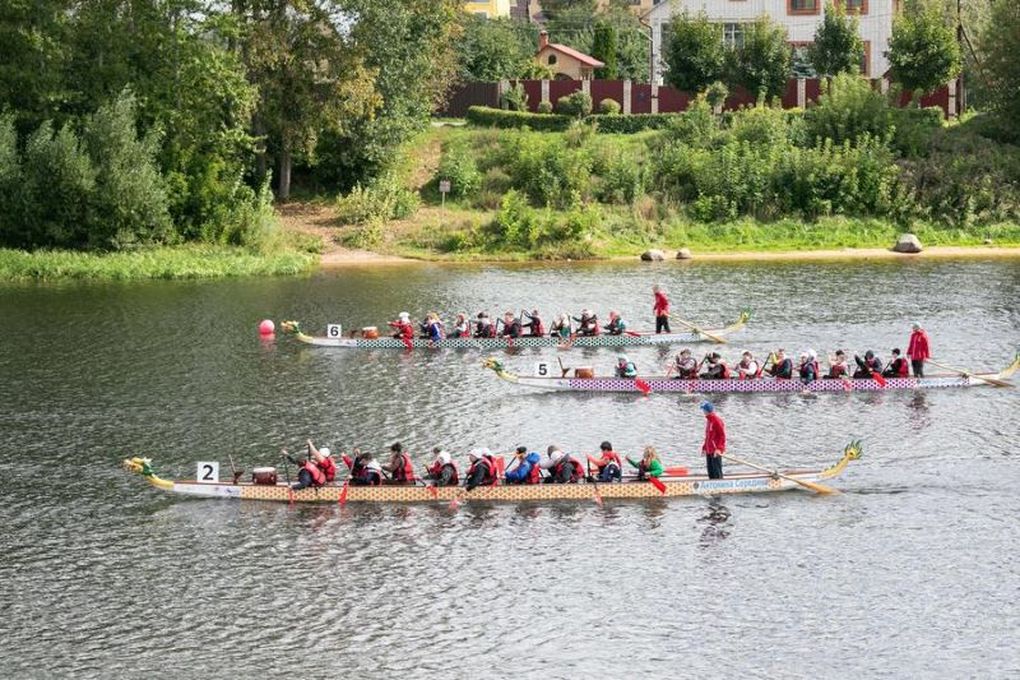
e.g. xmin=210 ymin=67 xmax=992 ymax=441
xmin=317 ymin=244 xmax=1020 ymax=267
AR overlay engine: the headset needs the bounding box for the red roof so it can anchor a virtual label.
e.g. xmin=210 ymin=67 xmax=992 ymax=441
xmin=541 ymin=43 xmax=604 ymax=68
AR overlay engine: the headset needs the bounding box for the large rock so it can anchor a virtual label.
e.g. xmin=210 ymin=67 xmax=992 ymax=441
xmin=675 ymin=248 xmax=693 ymax=260
xmin=893 ymin=233 xmax=923 ymax=254
xmin=640 ymin=249 xmax=665 ymax=261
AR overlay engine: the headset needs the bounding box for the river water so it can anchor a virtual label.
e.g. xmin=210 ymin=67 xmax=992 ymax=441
xmin=1 ymin=259 xmax=1019 ymax=678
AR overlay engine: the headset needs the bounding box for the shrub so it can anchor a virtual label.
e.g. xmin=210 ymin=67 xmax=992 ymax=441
xmin=536 ymin=101 xmax=554 ymax=114
xmin=594 ymin=151 xmax=646 ymax=204
xmin=599 ymin=98 xmax=621 ymax=115
xmin=804 ymin=73 xmax=893 ymax=146
xmin=435 ymin=139 xmax=482 ymax=199
xmin=556 ymin=91 xmax=593 ymax=118
xmin=484 ymin=189 xmax=546 ymax=249
xmin=341 ymin=218 xmax=384 ymax=249
xmin=729 ymin=103 xmax=794 ymax=147
xmin=466 ymin=105 xmax=571 ymax=131
xmin=889 ymin=107 xmax=943 ymax=157
xmin=498 ymin=130 xmax=594 ymax=208
xmin=705 ymin=81 xmax=729 ymax=111
xmin=501 ymin=82 xmax=528 ymax=112
xmin=587 ymin=113 xmax=677 ymax=133
xmin=335 ymin=173 xmax=419 ymax=224
xmin=661 ymin=96 xmax=718 ymax=146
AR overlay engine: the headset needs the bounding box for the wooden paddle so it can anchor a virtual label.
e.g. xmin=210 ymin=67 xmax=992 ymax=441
xmin=722 ymin=453 xmax=839 ymax=495
xmin=927 ymin=359 xmax=1012 ymax=387
xmin=671 ymin=314 xmax=727 ymax=344
xmin=587 ymin=461 xmax=603 ymax=507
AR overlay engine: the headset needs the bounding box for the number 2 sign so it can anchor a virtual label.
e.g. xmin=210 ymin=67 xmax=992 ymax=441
xmin=197 ymin=461 xmax=219 ymax=483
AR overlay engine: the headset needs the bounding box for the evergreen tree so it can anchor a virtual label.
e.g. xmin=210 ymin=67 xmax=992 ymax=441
xmin=592 ymin=21 xmax=619 ymax=80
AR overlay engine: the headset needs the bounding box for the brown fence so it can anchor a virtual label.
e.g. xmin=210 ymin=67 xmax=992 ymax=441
xmin=438 ymin=78 xmax=955 ymax=118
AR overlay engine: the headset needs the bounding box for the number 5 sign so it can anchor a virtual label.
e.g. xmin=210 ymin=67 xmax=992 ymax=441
xmin=197 ymin=461 xmax=219 ymax=483
xmin=534 ymin=362 xmax=551 ymax=377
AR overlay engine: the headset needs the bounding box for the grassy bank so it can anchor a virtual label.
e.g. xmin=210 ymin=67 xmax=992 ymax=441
xmin=0 ymin=245 xmax=317 ymax=281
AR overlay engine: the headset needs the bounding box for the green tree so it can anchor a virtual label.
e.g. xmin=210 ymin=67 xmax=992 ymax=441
xmin=456 ymin=15 xmax=538 ymax=82
xmin=979 ymin=0 xmax=1020 ymax=122
xmin=663 ymin=12 xmax=725 ymax=93
xmin=0 ymin=114 xmax=23 ymax=244
xmin=592 ymin=21 xmax=618 ymax=80
xmin=544 ymin=5 xmax=649 ymax=82
xmin=0 ymin=0 xmax=69 ymax=131
xmin=541 ymin=0 xmax=597 ymax=21
xmin=729 ymin=15 xmax=792 ymax=101
xmin=808 ymin=6 xmax=865 ymax=77
xmin=888 ymin=0 xmax=962 ymax=96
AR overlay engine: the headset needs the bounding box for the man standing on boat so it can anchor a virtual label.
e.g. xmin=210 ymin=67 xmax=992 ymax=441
xmin=653 ymin=285 xmax=671 ymax=334
xmin=701 ymin=401 xmax=726 ymax=480
xmin=907 ymin=322 xmax=931 ymax=377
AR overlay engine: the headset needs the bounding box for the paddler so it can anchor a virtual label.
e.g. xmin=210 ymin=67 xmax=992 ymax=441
xmin=500 ymin=311 xmax=522 ymax=338
xmin=504 ymin=446 xmax=542 ymax=485
xmin=626 ymin=446 xmax=663 ymax=480
xmin=381 ymin=442 xmax=415 ymax=484
xmin=615 ymin=354 xmax=638 ymax=378
xmin=422 ymin=312 xmax=444 ymax=342
xmin=543 ymin=446 xmax=584 ymax=484
xmin=883 ymin=348 xmax=909 ymax=378
xmin=573 ymin=309 xmax=600 ymax=336
xmin=451 ymin=313 xmax=471 ymax=338
xmin=766 ymin=348 xmax=793 ymax=379
xmin=425 ymin=448 xmax=459 ymax=487
xmin=798 ymin=349 xmax=819 ymax=385
xmin=587 ymin=440 xmax=622 ymax=482
xmin=605 ymin=310 xmax=627 ymax=335
xmin=465 ymin=448 xmax=499 ymax=490
xmin=907 ymin=322 xmax=931 ymax=377
xmin=652 ymin=285 xmax=671 ymax=334
xmin=736 ymin=351 xmax=760 ymax=379
xmin=523 ymin=309 xmax=544 ymax=337
xmin=282 ymin=451 xmax=326 ymax=490
xmin=474 ymin=312 xmax=495 ymax=338
xmin=700 ymin=352 xmax=729 ymax=379
xmin=343 ymin=451 xmax=382 ymax=486
xmin=307 ymin=440 xmax=337 ymax=483
xmin=667 ymin=348 xmax=698 ymax=379
xmin=388 ymin=312 xmax=414 ymax=342
xmin=853 ymin=350 xmax=883 ymax=379
xmin=549 ymin=312 xmax=572 ymax=339
xmin=700 ymin=401 xmax=726 ymax=480
xmin=825 ymin=350 xmax=849 ymax=379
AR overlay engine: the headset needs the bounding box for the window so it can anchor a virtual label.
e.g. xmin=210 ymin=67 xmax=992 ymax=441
xmin=547 ymin=54 xmax=557 ymax=66
xmin=843 ymin=0 xmax=868 ymax=14
xmin=723 ymin=23 xmax=746 ymax=49
xmin=788 ymin=0 xmax=819 ymax=14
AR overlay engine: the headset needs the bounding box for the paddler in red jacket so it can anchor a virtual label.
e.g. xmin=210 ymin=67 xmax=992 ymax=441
xmin=907 ymin=322 xmax=931 ymax=377
xmin=388 ymin=312 xmax=414 ymax=342
xmin=307 ymin=440 xmax=337 ymax=482
xmin=586 ymin=440 xmax=622 ymax=482
xmin=653 ymin=285 xmax=671 ymax=334
xmin=700 ymin=401 xmax=726 ymax=480
xmin=382 ymin=442 xmax=415 ymax=484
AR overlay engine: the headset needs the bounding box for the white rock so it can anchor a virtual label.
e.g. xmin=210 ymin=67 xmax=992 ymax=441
xmin=893 ymin=233 xmax=923 ymax=254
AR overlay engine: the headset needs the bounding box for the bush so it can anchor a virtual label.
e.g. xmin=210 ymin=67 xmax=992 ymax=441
xmin=729 ymin=103 xmax=796 ymax=147
xmin=660 ymin=96 xmax=718 ymax=146
xmin=594 ymin=150 xmax=646 ymax=204
xmin=804 ymin=73 xmax=893 ymax=146
xmin=705 ymin=81 xmax=729 ymax=111
xmin=536 ymin=101 xmax=554 ymax=114
xmin=335 ymin=173 xmax=420 ymax=224
xmin=556 ymin=91 xmax=593 ymax=118
xmin=889 ymin=107 xmax=943 ymax=157
xmin=435 ymin=139 xmax=482 ymax=199
xmin=501 ymin=82 xmax=528 ymax=112
xmin=599 ymin=98 xmax=621 ymax=115
xmin=466 ymin=105 xmax=571 ymax=131
xmin=498 ymin=130 xmax=594 ymax=208
xmin=587 ymin=113 xmax=678 ymax=133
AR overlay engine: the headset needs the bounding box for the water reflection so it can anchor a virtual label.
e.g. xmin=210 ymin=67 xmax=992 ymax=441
xmin=907 ymin=391 xmax=931 ymax=431
xmin=697 ymin=497 xmax=732 ymax=547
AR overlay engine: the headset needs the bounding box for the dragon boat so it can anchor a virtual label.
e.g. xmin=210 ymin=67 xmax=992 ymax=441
xmin=121 ymin=442 xmax=861 ymax=504
xmin=483 ymin=353 xmax=1020 ymax=394
xmin=278 ymin=311 xmax=750 ymax=350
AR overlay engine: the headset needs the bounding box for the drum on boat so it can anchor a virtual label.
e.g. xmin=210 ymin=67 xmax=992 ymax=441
xmin=362 ymin=326 xmax=379 ymax=339
xmin=574 ymin=367 xmax=594 ymax=379
xmin=252 ymin=467 xmax=278 ymax=485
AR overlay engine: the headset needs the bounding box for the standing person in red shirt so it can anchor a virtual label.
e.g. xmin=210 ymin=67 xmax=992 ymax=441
xmin=907 ymin=322 xmax=931 ymax=377
xmin=700 ymin=401 xmax=726 ymax=480
xmin=653 ymin=285 xmax=671 ymax=334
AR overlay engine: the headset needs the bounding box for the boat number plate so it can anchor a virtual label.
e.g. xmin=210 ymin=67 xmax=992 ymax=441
xmin=197 ymin=461 xmax=219 ymax=483
xmin=327 ymin=324 xmax=343 ymax=338
xmin=535 ymin=362 xmax=551 ymax=377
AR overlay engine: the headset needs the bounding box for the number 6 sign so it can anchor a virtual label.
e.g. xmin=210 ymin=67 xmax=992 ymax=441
xmin=327 ymin=323 xmax=343 ymax=338
xmin=197 ymin=461 xmax=219 ymax=483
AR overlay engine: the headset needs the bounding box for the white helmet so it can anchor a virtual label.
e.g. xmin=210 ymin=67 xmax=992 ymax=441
xmin=398 ymin=312 xmax=410 ymax=321
xmin=319 ymin=447 xmax=331 ymax=458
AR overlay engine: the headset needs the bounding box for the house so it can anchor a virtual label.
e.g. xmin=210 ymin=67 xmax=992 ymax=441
xmin=463 ymin=0 xmax=512 ymax=18
xmin=643 ymin=0 xmax=896 ymax=85
xmin=535 ymin=31 xmax=605 ymax=80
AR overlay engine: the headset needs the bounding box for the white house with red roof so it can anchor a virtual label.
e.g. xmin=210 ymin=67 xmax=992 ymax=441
xmin=535 ymin=31 xmax=605 ymax=81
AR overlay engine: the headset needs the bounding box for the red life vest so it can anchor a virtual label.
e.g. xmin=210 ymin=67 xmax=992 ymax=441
xmin=526 ymin=460 xmax=542 ymax=484
xmin=318 ymin=456 xmax=337 ymax=483
xmin=468 ymin=456 xmax=498 ymax=485
xmin=896 ymin=358 xmax=909 ymax=377
xmin=427 ymin=461 xmax=459 ymax=484
xmin=602 ymin=451 xmax=622 ymax=468
xmin=553 ymin=456 xmax=584 ymax=483
xmin=719 ymin=363 xmax=731 ymax=379
xmin=393 ymin=453 xmax=414 ymax=482
xmin=531 ymin=319 xmax=545 ymax=336
xmin=301 ymin=460 xmax=326 ymax=487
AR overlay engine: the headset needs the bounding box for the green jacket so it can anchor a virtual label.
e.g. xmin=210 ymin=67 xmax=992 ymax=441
xmin=627 ymin=457 xmax=663 ymax=478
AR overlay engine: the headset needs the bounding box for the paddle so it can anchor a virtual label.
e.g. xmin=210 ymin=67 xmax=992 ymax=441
xmin=587 ymin=461 xmax=603 ymax=507
xmin=648 ymin=474 xmax=667 ymax=494
xmin=722 ymin=453 xmax=839 ymax=495
xmin=927 ymin=358 xmax=1012 ymax=387
xmin=671 ymin=314 xmax=727 ymax=344
xmin=557 ymin=356 xmax=570 ymax=378
xmin=634 ymin=378 xmax=652 ymax=395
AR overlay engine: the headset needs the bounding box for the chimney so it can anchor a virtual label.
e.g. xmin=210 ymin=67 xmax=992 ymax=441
xmin=539 ymin=30 xmax=548 ymax=50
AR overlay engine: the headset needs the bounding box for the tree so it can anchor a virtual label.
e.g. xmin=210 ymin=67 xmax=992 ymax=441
xmin=0 ymin=0 xmax=69 ymax=132
xmin=544 ymin=5 xmax=649 ymax=82
xmin=888 ymin=0 xmax=962 ymax=96
xmin=808 ymin=6 xmax=865 ymax=77
xmin=728 ymin=15 xmax=792 ymax=101
xmin=978 ymin=0 xmax=1020 ymax=122
xmin=662 ymin=12 xmax=725 ymax=93
xmin=592 ymin=21 xmax=618 ymax=80
xmin=541 ymin=0 xmax=597 ymax=21
xmin=456 ymin=15 xmax=538 ymax=82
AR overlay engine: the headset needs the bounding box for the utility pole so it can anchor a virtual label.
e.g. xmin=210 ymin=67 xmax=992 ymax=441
xmin=956 ymin=0 xmax=966 ymax=112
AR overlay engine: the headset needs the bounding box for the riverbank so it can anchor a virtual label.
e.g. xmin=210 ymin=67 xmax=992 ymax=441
xmin=0 ymin=245 xmax=317 ymax=281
